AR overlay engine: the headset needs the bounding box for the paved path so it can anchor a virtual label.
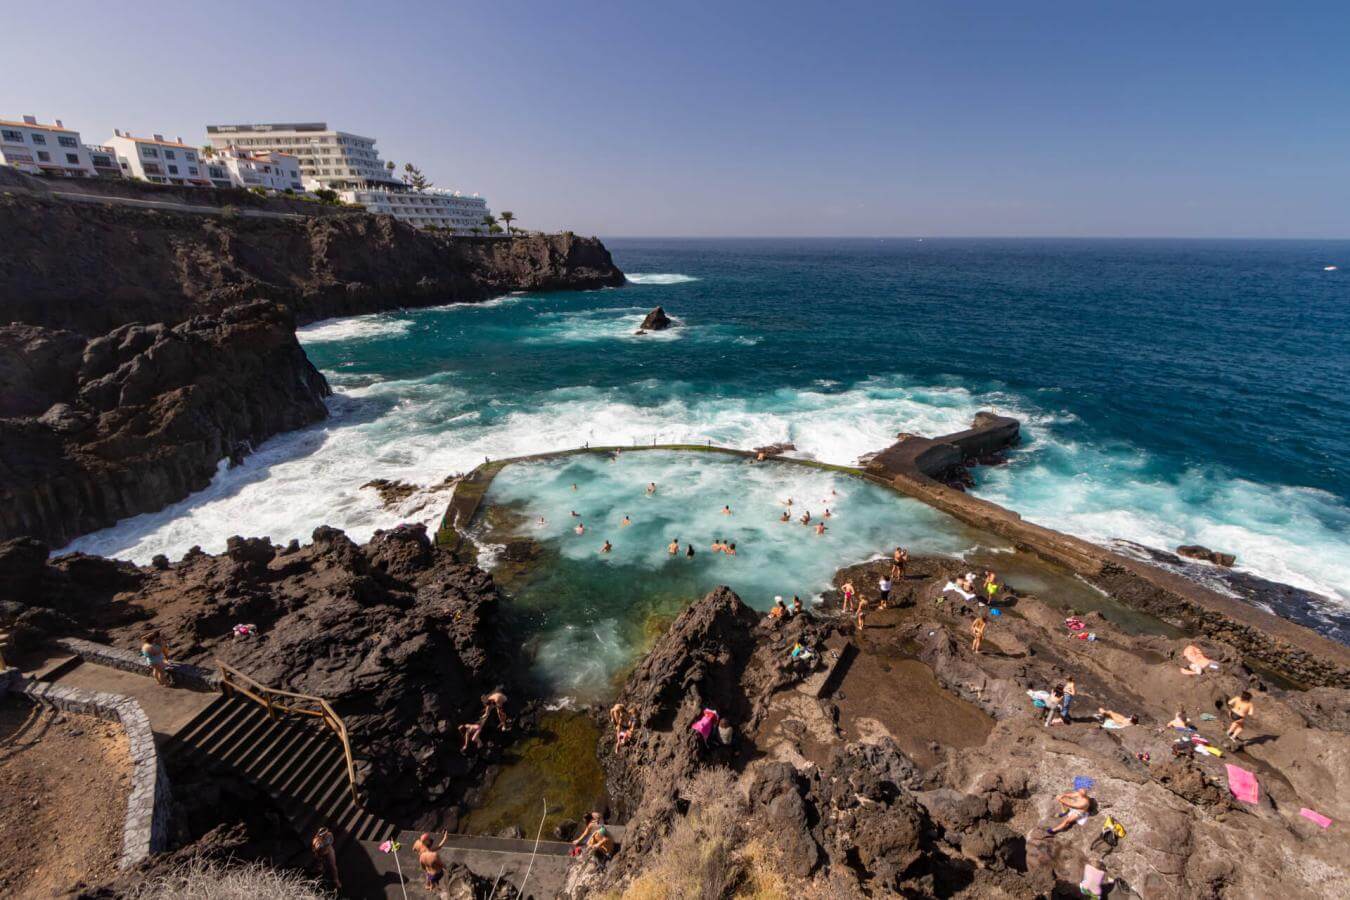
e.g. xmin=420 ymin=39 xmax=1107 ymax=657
xmin=44 ymin=660 xmax=216 ymax=740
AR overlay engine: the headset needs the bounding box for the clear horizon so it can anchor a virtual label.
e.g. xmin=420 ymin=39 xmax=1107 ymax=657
xmin=8 ymin=1 xmax=1350 ymax=238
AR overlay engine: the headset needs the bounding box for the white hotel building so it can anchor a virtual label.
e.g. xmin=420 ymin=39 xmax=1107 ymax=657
xmin=204 ymin=120 xmax=492 ymax=231
xmin=342 ymin=187 xmax=490 ymax=232
xmin=105 ymin=131 xmax=209 ymax=186
xmin=0 ymin=115 xmax=120 ymax=178
xmin=207 ymin=146 xmax=305 ymax=193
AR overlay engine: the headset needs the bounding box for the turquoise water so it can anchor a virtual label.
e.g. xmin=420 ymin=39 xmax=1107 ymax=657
xmin=65 ymin=239 xmax=1349 ymax=643
xmin=477 ymin=451 xmax=996 ymax=700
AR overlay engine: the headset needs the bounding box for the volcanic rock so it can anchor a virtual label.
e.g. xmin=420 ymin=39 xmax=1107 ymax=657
xmin=0 ymin=184 xmax=625 ymax=333
xmin=638 ymin=306 xmax=672 ymax=331
xmin=1176 ymin=545 xmax=1237 ymax=567
xmin=5 ymin=524 xmax=517 ymax=822
xmin=0 ymin=301 xmax=330 ymax=546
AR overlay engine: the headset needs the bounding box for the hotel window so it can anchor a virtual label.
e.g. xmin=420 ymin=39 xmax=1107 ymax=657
xmin=188 ymin=166 xmax=199 ymax=175
xmin=31 ymin=133 xmax=46 ymax=144
xmin=186 ymin=151 xmax=196 ymax=161
xmin=2 ymin=129 xmax=24 ymax=142
xmin=37 ymin=150 xmax=50 ymax=161
xmin=66 ymin=153 xmax=79 ymax=164
xmin=168 ymin=164 xmax=179 ymax=174
xmin=142 ymin=146 xmax=159 ymax=157
xmin=58 ymin=135 xmax=78 ymax=148
xmin=165 ymin=150 xmax=176 ymax=159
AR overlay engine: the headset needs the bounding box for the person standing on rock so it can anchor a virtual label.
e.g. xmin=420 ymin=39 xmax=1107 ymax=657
xmin=458 ymin=717 xmax=485 ymax=752
xmin=140 ymin=630 xmax=173 ymax=686
xmin=482 ymin=690 xmax=509 ymax=730
xmin=311 ymin=826 xmax=340 ymax=891
xmin=1226 ymin=691 xmax=1254 ymax=743
xmin=841 ymin=580 xmax=857 ymax=614
xmin=878 ymin=574 xmax=892 ymax=608
xmin=891 ymin=547 xmax=909 ymax=579
xmin=416 ymin=831 xmax=449 ymax=893
xmin=1061 ymin=677 xmax=1076 ymax=723
xmin=971 ymin=615 xmax=988 ymax=654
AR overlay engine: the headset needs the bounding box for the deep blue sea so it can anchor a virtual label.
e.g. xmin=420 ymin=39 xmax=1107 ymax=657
xmin=67 ymin=239 xmax=1350 ymax=666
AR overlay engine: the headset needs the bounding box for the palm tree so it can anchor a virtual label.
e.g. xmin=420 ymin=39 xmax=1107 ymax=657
xmin=482 ymin=214 xmax=497 ymax=233
xmin=499 ymin=211 xmax=515 ymax=235
xmin=201 ymin=145 xmax=215 ymax=159
xmin=385 ymin=161 xmax=396 ymax=179
xmin=471 ymin=227 xmax=482 ymax=236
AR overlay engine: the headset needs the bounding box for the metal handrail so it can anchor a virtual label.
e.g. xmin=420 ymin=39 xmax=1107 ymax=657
xmin=216 ymin=660 xmax=360 ymax=806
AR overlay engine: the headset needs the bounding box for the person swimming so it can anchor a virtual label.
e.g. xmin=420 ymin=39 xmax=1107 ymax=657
xmin=726 ymin=542 xmax=737 ymax=556
xmin=711 ymin=538 xmax=725 ymax=553
xmin=721 ymin=505 xmax=732 ymax=516
xmin=779 ymin=510 xmax=791 ymax=522
xmin=800 ymin=511 xmax=811 ymax=525
xmin=686 ymin=543 xmax=695 ymax=558
xmin=668 ymin=538 xmax=680 ymax=554
xmin=646 ymin=482 xmax=657 ymax=495
xmin=601 ymin=540 xmax=612 ymax=554
xmin=621 ymin=515 xmax=632 ymax=527
xmin=823 ymin=508 xmax=832 ymax=518
xmin=575 ymin=523 xmax=585 ymax=535
xmin=815 ymin=522 xmax=827 ymax=535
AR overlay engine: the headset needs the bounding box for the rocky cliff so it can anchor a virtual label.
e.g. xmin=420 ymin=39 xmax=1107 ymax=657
xmin=0 ymin=301 xmax=329 ymax=546
xmin=1 ymin=523 xmax=517 ymax=822
xmin=0 ymin=190 xmax=625 ymax=334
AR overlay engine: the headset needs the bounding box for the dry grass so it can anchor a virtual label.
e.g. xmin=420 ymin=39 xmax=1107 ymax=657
xmin=122 ymin=856 xmax=330 ymax=900
xmin=619 ymin=770 xmax=795 ymax=900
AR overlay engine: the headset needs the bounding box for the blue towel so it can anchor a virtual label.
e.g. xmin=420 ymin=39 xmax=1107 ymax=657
xmin=990 ymin=608 xmax=1003 ymax=616
xmin=1073 ymin=776 xmax=1095 ymax=790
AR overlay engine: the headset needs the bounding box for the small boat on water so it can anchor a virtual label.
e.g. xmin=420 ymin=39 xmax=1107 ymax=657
xmin=1325 ymin=265 xmax=1339 ymax=271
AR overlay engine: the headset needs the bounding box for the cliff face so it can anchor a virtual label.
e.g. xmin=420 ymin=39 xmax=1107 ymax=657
xmin=0 ymin=300 xmax=330 ymax=546
xmin=0 ymin=191 xmax=625 ymax=334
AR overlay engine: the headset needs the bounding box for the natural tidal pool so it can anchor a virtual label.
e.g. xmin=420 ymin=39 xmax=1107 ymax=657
xmin=472 ymin=450 xmax=1005 ymax=701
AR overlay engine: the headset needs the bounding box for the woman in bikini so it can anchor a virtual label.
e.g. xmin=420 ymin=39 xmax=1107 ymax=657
xmin=141 ymin=631 xmax=173 ymax=686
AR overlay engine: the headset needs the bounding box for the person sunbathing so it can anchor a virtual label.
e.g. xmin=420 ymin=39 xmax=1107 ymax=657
xmin=1180 ymin=643 xmax=1218 ymax=675
xmin=1096 ymin=708 xmax=1139 ymax=728
xmin=1046 ymin=788 xmax=1093 ymax=834
xmin=1167 ymin=710 xmax=1194 ymax=730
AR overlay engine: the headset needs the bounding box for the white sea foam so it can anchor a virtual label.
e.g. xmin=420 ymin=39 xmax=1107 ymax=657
xmin=298 ymin=315 xmax=412 ymax=343
xmin=61 ymin=354 xmax=1350 ymax=618
xmin=974 ymin=422 xmax=1350 ymax=606
xmin=625 ymin=273 xmax=699 ymax=285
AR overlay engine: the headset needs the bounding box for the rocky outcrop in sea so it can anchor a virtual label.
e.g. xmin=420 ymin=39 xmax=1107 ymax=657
xmin=0 ymin=301 xmax=329 ymax=547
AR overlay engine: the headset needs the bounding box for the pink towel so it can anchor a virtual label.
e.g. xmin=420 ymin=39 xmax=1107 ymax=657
xmin=1225 ymin=764 xmax=1259 ymax=804
xmin=691 ymin=709 xmax=718 ymax=741
xmin=1300 ymin=808 xmax=1332 ymax=828
xmin=1079 ymin=864 xmax=1107 ymax=896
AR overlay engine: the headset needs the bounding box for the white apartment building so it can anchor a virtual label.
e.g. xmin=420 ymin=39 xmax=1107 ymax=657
xmin=105 ymin=131 xmax=209 ymax=186
xmin=208 ymin=146 xmax=305 ymax=192
xmin=0 ymin=116 xmax=100 ymax=177
xmin=342 ymin=187 xmax=491 ymax=232
xmin=205 ymin=121 xmax=400 ymax=191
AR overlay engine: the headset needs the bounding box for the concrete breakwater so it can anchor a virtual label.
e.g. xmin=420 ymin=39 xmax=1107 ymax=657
xmin=438 ymin=415 xmax=1349 ymax=688
xmin=865 ymin=413 xmax=1350 ymax=688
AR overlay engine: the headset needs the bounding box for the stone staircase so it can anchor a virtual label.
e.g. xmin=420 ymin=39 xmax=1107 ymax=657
xmin=165 ymin=694 xmax=395 ymax=848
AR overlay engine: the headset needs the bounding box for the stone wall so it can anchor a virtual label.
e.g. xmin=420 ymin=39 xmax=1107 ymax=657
xmin=55 ymin=636 xmax=220 ymax=692
xmin=16 ymin=676 xmax=171 ymax=868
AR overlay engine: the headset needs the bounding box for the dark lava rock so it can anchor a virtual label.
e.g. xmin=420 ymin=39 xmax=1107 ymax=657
xmin=1177 ymin=545 xmax=1237 ymax=567
xmin=638 ymin=306 xmax=673 ymax=331
xmin=8 ymin=524 xmax=518 ymax=823
xmin=0 ymin=301 xmax=331 ymax=547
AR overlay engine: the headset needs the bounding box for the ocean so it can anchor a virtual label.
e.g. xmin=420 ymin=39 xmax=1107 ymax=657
xmin=65 ymin=238 xmax=1350 ymax=683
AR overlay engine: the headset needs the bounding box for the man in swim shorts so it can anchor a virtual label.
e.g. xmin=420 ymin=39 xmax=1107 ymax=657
xmin=416 ymin=831 xmax=448 ymax=892
xmin=1227 ymin=691 xmax=1253 ymax=742
xmin=1047 ymin=787 xmax=1093 ymax=834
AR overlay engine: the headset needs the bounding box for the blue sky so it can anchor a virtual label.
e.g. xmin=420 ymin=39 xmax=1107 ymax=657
xmin=8 ymin=1 xmax=1350 ymax=236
